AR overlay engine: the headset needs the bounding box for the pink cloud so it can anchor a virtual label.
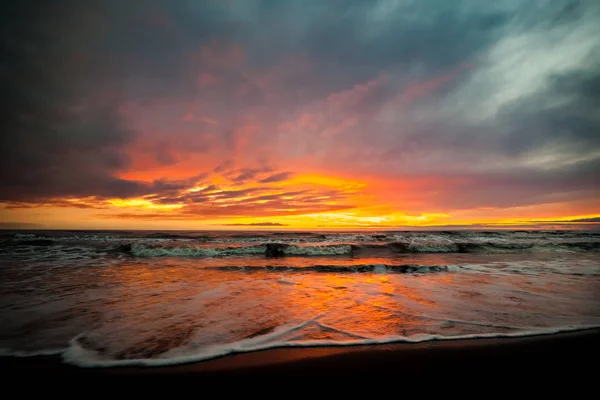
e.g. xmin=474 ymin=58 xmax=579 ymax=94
xmin=393 ymin=64 xmax=471 ymax=106
xmin=182 ymin=112 xmax=197 ymax=122
xmin=200 ymin=117 xmax=218 ymax=125
xmin=197 ymin=72 xmax=222 ymax=87
xmin=277 ymin=75 xmax=386 ymax=140
xmin=324 ymin=76 xmax=387 ymax=111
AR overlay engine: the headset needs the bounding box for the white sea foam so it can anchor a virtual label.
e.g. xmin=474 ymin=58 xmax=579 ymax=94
xmin=129 ymin=243 xmax=267 ymax=257
xmin=61 ymin=324 xmax=600 ymax=368
xmin=128 ymin=243 xmax=353 ymax=257
xmin=373 ymin=265 xmax=388 ymax=274
xmin=284 ymin=244 xmax=353 ymax=256
xmin=14 ymin=233 xmax=38 ymax=239
xmin=459 ymin=259 xmax=600 ymax=276
xmin=405 ymin=243 xmax=460 ymax=253
xmin=324 ymin=234 xmax=371 ymax=242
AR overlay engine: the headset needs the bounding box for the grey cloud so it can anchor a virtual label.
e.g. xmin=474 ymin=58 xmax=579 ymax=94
xmin=0 ymin=1 xmax=142 ymax=201
xmin=232 ymin=169 xmax=260 ymax=183
xmin=235 ymin=191 xmax=308 ymax=204
xmin=2 ymin=0 xmax=599 ymax=217
xmin=0 ymin=222 xmax=43 ymax=229
xmin=416 ymin=157 xmax=600 ymax=211
xmin=494 ymin=69 xmax=600 ymax=158
xmin=259 ymin=172 xmax=293 ymax=183
xmin=529 ymin=218 xmax=600 ymax=223
xmin=316 ymin=1 xmax=600 ymax=211
xmin=150 ymin=186 xmax=269 ymax=205
xmin=214 ymin=160 xmax=233 ymax=173
xmin=302 ymin=1 xmax=509 ymax=67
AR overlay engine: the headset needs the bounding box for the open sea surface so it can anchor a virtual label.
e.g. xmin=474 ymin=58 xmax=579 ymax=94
xmin=1 ymin=229 xmax=599 ymax=367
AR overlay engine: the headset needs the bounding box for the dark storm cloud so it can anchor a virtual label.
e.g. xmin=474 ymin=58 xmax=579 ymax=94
xmin=0 ymin=0 xmax=174 ymax=202
xmin=407 ymin=66 xmax=600 ymax=162
xmin=302 ymin=1 xmax=507 ymax=67
xmin=494 ymin=69 xmax=600 ymax=157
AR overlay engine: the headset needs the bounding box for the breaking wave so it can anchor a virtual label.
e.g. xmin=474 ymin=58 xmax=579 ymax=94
xmin=126 ymin=243 xmax=353 ymax=258
xmin=61 ymin=324 xmax=600 ymax=368
xmin=122 ymin=240 xmax=600 ymax=258
xmin=383 ymin=241 xmax=600 ymax=253
xmin=128 ymin=243 xmax=267 ymax=257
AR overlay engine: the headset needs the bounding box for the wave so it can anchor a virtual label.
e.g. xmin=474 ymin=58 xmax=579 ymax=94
xmin=379 ymin=241 xmax=600 ymax=253
xmin=125 ymin=243 xmax=353 ymax=258
xmin=210 ymin=264 xmax=458 ymax=273
xmin=127 ymin=243 xmax=267 ymax=257
xmin=116 ymin=240 xmax=600 ymax=258
xmin=144 ymin=233 xmax=210 ymax=240
xmin=60 ymin=324 xmax=600 ymax=368
xmin=10 ymin=234 xmax=130 ymax=242
xmin=274 ymin=244 xmax=352 ymax=256
xmin=6 ymin=231 xmax=600 ymax=256
xmin=13 ymin=233 xmax=38 ymax=239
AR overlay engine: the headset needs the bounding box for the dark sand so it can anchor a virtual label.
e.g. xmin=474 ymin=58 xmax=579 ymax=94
xmin=2 ymin=329 xmax=599 ymax=381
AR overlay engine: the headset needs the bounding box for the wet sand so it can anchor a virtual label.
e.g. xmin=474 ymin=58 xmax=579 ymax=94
xmin=1 ymin=329 xmax=599 ymax=381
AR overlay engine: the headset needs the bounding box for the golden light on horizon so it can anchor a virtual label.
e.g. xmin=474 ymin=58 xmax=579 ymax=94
xmin=106 ymin=199 xmax=184 ymax=211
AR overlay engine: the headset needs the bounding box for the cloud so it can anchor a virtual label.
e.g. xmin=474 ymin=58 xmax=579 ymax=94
xmin=232 ymin=170 xmax=259 ymax=183
xmin=529 ymin=217 xmax=600 ymax=223
xmin=259 ymin=172 xmax=293 ymax=183
xmin=220 ymin=222 xmax=289 ymax=227
xmin=214 ymin=160 xmax=233 ymax=173
xmin=0 ymin=1 xmax=164 ymax=202
xmin=567 ymin=218 xmax=600 ymax=223
xmin=0 ymin=222 xmax=42 ymax=229
xmin=1 ymin=0 xmax=599 ymax=225
xmin=123 ymin=182 xmax=356 ymax=218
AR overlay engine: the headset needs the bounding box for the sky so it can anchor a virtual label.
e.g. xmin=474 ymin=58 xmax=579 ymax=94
xmin=1 ymin=0 xmax=599 ymax=230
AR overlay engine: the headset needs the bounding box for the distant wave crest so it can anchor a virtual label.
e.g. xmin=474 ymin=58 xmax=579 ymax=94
xmin=125 ymin=243 xmax=353 ymax=258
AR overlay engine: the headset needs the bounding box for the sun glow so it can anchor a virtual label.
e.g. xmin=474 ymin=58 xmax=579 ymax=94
xmin=106 ymin=199 xmax=184 ymax=210
xmin=3 ymin=168 xmax=599 ymax=229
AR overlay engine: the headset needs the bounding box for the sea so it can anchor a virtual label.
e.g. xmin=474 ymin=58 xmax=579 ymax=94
xmin=1 ymin=229 xmax=599 ymax=367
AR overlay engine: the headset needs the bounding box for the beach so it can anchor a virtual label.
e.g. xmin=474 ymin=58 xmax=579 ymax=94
xmin=2 ymin=328 xmax=599 ymax=380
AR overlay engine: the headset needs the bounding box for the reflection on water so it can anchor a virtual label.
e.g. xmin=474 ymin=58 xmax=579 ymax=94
xmin=1 ymin=252 xmax=599 ymax=365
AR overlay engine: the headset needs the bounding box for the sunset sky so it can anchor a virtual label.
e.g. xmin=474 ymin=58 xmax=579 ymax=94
xmin=1 ymin=0 xmax=599 ymax=230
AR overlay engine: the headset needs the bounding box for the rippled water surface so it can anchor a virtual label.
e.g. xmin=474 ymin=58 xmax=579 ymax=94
xmin=1 ymin=230 xmax=599 ymax=366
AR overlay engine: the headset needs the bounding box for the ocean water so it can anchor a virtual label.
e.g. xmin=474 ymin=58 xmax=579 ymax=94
xmin=0 ymin=229 xmax=599 ymax=367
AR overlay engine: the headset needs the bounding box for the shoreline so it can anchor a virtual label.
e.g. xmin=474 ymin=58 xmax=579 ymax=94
xmin=2 ymin=328 xmax=599 ymax=378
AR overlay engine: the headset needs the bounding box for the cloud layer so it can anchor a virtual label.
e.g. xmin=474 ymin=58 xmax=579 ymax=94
xmin=1 ymin=0 xmax=599 ymax=227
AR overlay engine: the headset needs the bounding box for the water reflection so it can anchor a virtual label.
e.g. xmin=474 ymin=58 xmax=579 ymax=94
xmin=1 ymin=253 xmax=599 ymax=362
